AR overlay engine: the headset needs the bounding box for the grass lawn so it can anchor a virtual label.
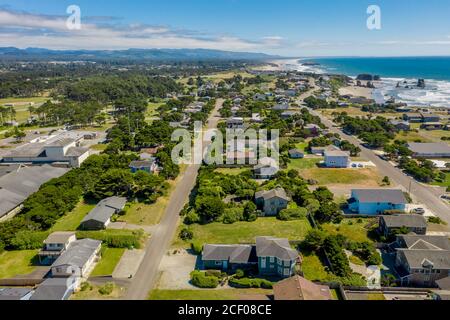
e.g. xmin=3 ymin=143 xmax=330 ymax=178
xmin=146 ymin=102 xmax=164 ymax=119
xmin=90 ymin=247 xmax=125 ymax=277
xmin=395 ymin=130 xmax=430 ymax=143
xmin=71 ymin=283 xmax=125 ymax=300
xmin=322 ymin=218 xmax=377 ymax=243
xmin=295 ymin=142 xmax=309 ymax=152
xmin=214 ymin=168 xmax=249 ymax=176
xmin=367 ymin=293 xmax=386 ymax=300
xmin=301 ymin=251 xmax=333 ymax=282
xmin=173 ymin=217 xmax=312 ymax=248
xmin=300 ymin=168 xmax=382 ymax=186
xmin=90 ymin=144 xmax=108 ymax=151
xmin=0 ymin=97 xmax=49 ymax=105
xmin=0 ymin=250 xmax=39 ymax=279
xmin=51 ymin=200 xmax=97 ymax=232
xmin=148 ymin=289 xmax=272 ymax=300
xmin=287 ymin=158 xmax=321 ymax=171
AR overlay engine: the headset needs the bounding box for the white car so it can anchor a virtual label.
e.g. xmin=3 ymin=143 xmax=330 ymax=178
xmin=411 ymin=208 xmax=425 ymax=215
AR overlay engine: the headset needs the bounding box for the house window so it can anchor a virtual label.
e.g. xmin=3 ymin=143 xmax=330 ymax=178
xmin=284 ymin=268 xmax=290 ymax=276
xmin=215 ymin=261 xmax=222 ymax=266
xmin=269 ymin=257 xmax=274 ymax=263
xmin=284 ymin=260 xmax=291 ymax=267
xmin=261 ymin=258 xmax=266 ymax=268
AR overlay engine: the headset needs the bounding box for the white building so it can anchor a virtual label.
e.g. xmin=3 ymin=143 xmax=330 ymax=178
xmin=324 ymin=150 xmax=350 ymax=168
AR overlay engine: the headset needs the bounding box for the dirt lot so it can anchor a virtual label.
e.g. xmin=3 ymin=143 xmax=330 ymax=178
xmin=155 ymin=250 xmax=199 ymax=290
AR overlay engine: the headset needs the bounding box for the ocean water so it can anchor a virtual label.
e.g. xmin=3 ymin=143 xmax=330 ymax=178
xmin=282 ymin=57 xmax=450 ymax=108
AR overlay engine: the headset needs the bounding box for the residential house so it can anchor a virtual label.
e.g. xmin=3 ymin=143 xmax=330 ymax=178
xmin=390 ymin=120 xmax=411 ymax=131
xmin=394 ymin=235 xmax=450 ymax=287
xmin=253 ymin=162 xmax=279 ymax=180
xmin=253 ymin=93 xmax=266 ymax=101
xmin=273 ymin=275 xmax=332 ymax=300
xmin=408 ymin=143 xmax=450 ymax=158
xmin=403 ymin=113 xmax=423 ymax=123
xmin=226 ymin=117 xmax=244 ymax=129
xmin=80 ymin=196 xmax=127 ymax=230
xmin=30 ymin=277 xmax=78 ymax=301
xmin=303 ymin=124 xmax=321 ymax=137
xmin=288 ymin=149 xmax=304 ymax=159
xmin=0 ymin=288 xmax=33 ymax=301
xmin=348 ymin=189 xmax=408 ymax=215
xmin=421 ymin=112 xmax=441 ymax=123
xmin=379 ymin=215 xmax=428 ymax=237
xmin=310 ymin=145 xmax=339 ymax=156
xmin=202 ymin=244 xmax=257 ymax=271
xmin=281 ymin=111 xmax=300 ymax=119
xmin=129 ymin=159 xmax=158 ymax=174
xmin=324 ymin=150 xmax=349 ymax=168
xmin=201 ymin=236 xmax=299 ymax=278
xmin=255 ymin=188 xmax=289 ymax=216
xmin=256 ymin=237 xmax=299 ymax=278
xmin=420 ymin=123 xmax=445 ymax=131
xmin=273 ymin=104 xmax=289 ymax=111
xmin=38 ymin=232 xmax=77 ymax=265
xmin=50 ymin=238 xmax=102 ymax=278
xmin=251 ymin=113 xmax=262 ymax=123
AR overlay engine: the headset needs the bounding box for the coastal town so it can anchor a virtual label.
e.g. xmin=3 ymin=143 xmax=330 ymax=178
xmin=1 ymin=57 xmax=450 ymax=302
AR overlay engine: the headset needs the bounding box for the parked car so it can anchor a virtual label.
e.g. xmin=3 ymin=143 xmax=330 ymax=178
xmin=411 ymin=208 xmax=425 ymax=215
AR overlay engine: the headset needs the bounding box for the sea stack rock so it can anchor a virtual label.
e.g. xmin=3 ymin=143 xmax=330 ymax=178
xmin=417 ymin=79 xmax=426 ymax=88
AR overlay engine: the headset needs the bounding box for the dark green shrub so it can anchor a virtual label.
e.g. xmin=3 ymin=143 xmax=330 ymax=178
xmin=191 ymin=241 xmax=203 ymax=255
xmin=98 ymin=282 xmax=115 ymax=295
xmin=278 ymin=208 xmax=307 ymax=221
xmin=179 ymin=227 xmax=194 ymax=241
xmin=235 ymin=269 xmax=245 ymax=279
xmin=190 ymin=271 xmax=219 ymax=288
xmin=9 ymin=231 xmax=49 ymax=250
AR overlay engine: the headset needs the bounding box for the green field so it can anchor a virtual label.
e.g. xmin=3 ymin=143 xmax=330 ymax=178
xmin=51 ymin=200 xmax=96 ymax=232
xmin=301 ymin=251 xmax=333 ymax=282
xmin=0 ymin=97 xmax=49 ymax=105
xmin=287 ymin=158 xmax=321 ymax=171
xmin=148 ymin=289 xmax=272 ymax=300
xmin=322 ymin=218 xmax=377 ymax=243
xmin=214 ymin=168 xmax=249 ymax=176
xmin=173 ymin=217 xmax=312 ymax=248
xmin=146 ymin=102 xmax=164 ymax=119
xmin=300 ymin=168 xmax=382 ymax=186
xmin=71 ymin=283 xmax=125 ymax=300
xmin=0 ymin=250 xmax=39 ymax=279
xmin=90 ymin=247 xmax=125 ymax=277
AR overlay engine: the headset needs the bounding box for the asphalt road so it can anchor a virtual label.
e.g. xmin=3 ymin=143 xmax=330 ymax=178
xmin=308 ymin=107 xmax=450 ymax=224
xmin=124 ymin=99 xmax=224 ymax=300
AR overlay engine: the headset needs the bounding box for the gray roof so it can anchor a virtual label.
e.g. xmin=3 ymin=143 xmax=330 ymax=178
xmin=52 ymin=238 xmax=101 ymax=269
xmin=256 ymin=236 xmax=298 ymax=261
xmin=408 ymin=143 xmax=450 ymax=155
xmin=65 ymin=147 xmax=89 ymax=157
xmin=255 ymin=188 xmax=289 ymax=201
xmin=325 ymin=149 xmax=349 ymax=157
xmin=353 ymin=189 xmax=408 ymax=205
xmin=398 ymin=235 xmax=450 ymax=251
xmin=81 ymin=196 xmax=127 ymax=225
xmin=30 ymin=277 xmax=76 ymax=300
xmin=44 ymin=232 xmax=76 ymax=245
xmin=288 ymin=149 xmax=304 ymax=155
xmin=0 ymin=165 xmax=69 ymax=218
xmin=129 ymin=160 xmax=155 ymax=168
xmin=381 ymin=214 xmax=427 ymax=228
xmin=436 ymin=277 xmax=450 ymax=290
xmin=397 ymin=249 xmax=450 ymax=270
xmin=202 ymin=244 xmax=256 ymax=264
xmin=0 ymin=288 xmax=33 ymax=300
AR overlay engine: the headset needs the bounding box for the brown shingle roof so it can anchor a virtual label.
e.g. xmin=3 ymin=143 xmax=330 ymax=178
xmin=273 ymin=275 xmax=332 ymax=300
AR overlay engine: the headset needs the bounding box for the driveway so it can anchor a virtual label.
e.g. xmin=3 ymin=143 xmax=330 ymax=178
xmin=155 ymin=251 xmax=198 ymax=290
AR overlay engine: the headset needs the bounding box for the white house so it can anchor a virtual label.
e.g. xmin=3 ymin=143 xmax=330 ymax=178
xmin=324 ymin=150 xmax=349 ymax=168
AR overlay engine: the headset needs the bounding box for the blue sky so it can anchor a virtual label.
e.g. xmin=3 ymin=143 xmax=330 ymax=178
xmin=0 ymin=0 xmax=449 ymax=56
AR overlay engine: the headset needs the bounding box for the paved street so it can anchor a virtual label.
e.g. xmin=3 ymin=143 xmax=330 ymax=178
xmin=124 ymin=99 xmax=223 ymax=300
xmin=308 ymin=107 xmax=450 ymax=224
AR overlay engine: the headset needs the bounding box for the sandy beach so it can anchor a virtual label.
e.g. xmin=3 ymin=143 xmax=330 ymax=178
xmin=339 ymin=86 xmax=373 ymax=99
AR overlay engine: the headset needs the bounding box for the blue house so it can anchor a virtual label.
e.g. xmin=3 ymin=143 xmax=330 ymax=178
xmin=349 ymin=189 xmax=408 ymax=215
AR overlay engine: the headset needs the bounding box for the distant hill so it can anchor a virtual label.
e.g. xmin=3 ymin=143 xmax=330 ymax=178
xmin=0 ymin=47 xmax=280 ymax=62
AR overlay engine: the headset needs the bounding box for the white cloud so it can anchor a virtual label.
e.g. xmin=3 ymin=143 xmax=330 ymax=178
xmin=0 ymin=9 xmax=275 ymax=52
